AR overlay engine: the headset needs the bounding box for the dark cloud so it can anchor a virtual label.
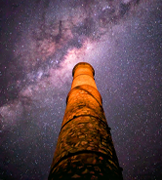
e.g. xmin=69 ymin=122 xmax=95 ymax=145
xmin=120 ymin=2 xmax=131 ymax=17
xmin=73 ymin=18 xmax=96 ymax=37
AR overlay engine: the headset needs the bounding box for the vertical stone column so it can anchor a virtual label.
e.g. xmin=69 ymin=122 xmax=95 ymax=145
xmin=49 ymin=62 xmax=123 ymax=180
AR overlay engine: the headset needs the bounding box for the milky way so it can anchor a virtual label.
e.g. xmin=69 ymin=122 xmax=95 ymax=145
xmin=0 ymin=0 xmax=162 ymax=179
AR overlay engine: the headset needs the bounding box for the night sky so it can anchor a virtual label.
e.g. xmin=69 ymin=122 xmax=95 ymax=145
xmin=0 ymin=0 xmax=162 ymax=179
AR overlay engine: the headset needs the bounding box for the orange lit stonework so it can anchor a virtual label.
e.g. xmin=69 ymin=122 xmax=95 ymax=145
xmin=49 ymin=62 xmax=123 ymax=180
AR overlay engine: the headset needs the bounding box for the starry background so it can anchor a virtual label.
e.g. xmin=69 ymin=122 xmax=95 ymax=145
xmin=0 ymin=0 xmax=162 ymax=179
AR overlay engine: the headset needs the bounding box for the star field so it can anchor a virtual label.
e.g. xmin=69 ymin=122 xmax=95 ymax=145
xmin=0 ymin=0 xmax=162 ymax=179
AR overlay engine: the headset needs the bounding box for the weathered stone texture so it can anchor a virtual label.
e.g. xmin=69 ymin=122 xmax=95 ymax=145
xmin=49 ymin=62 xmax=123 ymax=179
xmin=49 ymin=153 xmax=122 ymax=180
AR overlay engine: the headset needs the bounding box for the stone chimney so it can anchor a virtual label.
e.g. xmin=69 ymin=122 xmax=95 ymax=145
xmin=49 ymin=62 xmax=123 ymax=179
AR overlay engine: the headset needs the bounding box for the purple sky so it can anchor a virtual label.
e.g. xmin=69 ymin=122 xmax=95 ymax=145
xmin=0 ymin=0 xmax=162 ymax=179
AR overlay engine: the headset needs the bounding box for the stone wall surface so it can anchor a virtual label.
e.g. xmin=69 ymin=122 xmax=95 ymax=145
xmin=49 ymin=153 xmax=122 ymax=180
xmin=49 ymin=62 xmax=123 ymax=179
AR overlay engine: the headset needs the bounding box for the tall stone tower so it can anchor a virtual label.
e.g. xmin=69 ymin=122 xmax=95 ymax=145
xmin=49 ymin=62 xmax=123 ymax=179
